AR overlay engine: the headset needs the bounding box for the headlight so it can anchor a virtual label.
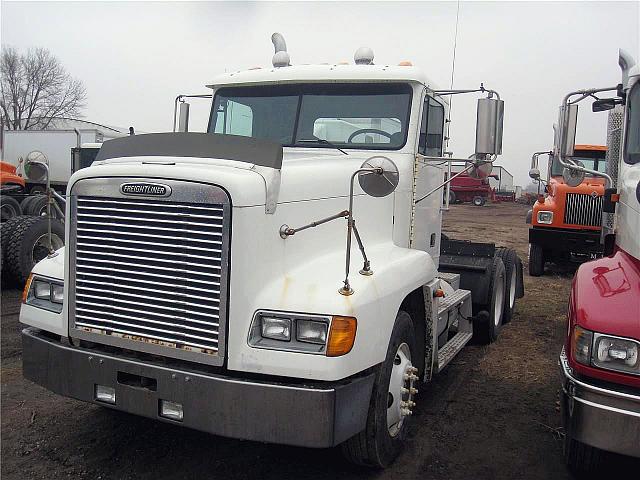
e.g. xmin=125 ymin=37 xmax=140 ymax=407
xmin=261 ymin=316 xmax=291 ymax=341
xmin=249 ymin=311 xmax=356 ymax=356
xmin=23 ymin=275 xmax=64 ymax=313
xmin=537 ymin=211 xmax=553 ymax=224
xmin=571 ymin=326 xmax=640 ymax=376
xmin=592 ymin=333 xmax=640 ymax=375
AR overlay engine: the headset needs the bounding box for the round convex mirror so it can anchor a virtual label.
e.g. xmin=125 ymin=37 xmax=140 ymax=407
xmin=562 ymin=161 xmax=586 ymax=187
xmin=358 ymin=156 xmax=399 ymax=197
xmin=24 ymin=151 xmax=49 ymax=182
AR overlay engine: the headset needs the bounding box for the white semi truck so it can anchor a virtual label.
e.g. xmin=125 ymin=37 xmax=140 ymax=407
xmin=19 ymin=35 xmax=523 ymax=467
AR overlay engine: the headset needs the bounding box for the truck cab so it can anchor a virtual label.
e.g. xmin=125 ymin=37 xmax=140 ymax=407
xmin=558 ymin=51 xmax=640 ymax=472
xmin=528 ymin=145 xmax=607 ymax=276
xmin=18 ymin=37 xmax=523 ymax=467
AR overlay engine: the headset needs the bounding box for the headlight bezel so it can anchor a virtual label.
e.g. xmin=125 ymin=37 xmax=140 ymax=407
xmin=537 ymin=210 xmax=554 ymax=224
xmin=24 ymin=275 xmax=64 ymax=313
xmin=249 ymin=311 xmax=331 ymax=354
xmin=248 ymin=310 xmax=356 ymax=356
xmin=571 ymin=325 xmax=640 ymax=376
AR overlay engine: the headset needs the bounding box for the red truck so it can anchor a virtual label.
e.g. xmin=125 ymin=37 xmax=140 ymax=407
xmin=558 ymin=51 xmax=640 ymax=473
xmin=446 ymin=172 xmax=497 ymax=206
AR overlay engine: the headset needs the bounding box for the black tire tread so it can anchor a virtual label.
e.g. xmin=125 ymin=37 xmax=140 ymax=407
xmin=6 ymin=215 xmax=64 ymax=285
xmin=528 ymin=243 xmax=545 ymax=276
xmin=1 ymin=216 xmax=28 ymax=274
xmin=564 ymin=436 xmax=602 ymax=473
xmin=495 ymin=247 xmax=518 ymax=324
xmin=0 ymin=195 xmax=22 ymax=221
xmin=477 ymin=257 xmax=505 ymax=344
xmin=24 ymin=194 xmax=48 ymax=217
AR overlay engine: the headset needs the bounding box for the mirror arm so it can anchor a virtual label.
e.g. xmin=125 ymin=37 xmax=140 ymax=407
xmin=415 ymin=163 xmax=475 ymax=204
xmin=557 ymin=86 xmax=619 ymax=188
xmin=350 ymin=220 xmax=372 ymax=276
xmin=172 ymin=93 xmax=213 ymax=131
xmin=279 ymin=210 xmax=349 ymax=238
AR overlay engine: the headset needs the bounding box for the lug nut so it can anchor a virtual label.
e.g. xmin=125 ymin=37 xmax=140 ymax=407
xmin=401 ymin=387 xmax=409 ymax=394
xmin=408 ymin=401 xmax=416 ymax=407
xmin=410 ymin=387 xmax=419 ymax=395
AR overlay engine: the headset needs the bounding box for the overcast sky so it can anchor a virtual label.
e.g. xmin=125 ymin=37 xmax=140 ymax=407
xmin=2 ymin=1 xmax=638 ymax=184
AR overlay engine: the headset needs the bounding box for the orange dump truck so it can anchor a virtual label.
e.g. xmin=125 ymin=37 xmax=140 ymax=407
xmin=527 ymin=145 xmax=606 ymax=276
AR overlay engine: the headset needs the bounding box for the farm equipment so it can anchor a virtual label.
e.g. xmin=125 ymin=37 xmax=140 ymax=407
xmin=556 ymin=50 xmax=640 ymax=472
xmin=527 ymin=145 xmax=607 ymax=275
xmin=446 ymin=171 xmax=497 ymax=206
xmin=18 ymin=34 xmax=524 ymax=467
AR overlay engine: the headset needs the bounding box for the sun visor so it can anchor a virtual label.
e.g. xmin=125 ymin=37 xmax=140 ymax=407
xmin=95 ymin=132 xmax=283 ymax=169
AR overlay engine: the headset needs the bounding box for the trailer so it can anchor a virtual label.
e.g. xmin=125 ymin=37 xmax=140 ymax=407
xmin=17 ymin=34 xmax=524 ymax=468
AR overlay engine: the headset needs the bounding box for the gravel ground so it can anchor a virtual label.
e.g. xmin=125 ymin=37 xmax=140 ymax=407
xmin=1 ymin=202 xmax=637 ymax=479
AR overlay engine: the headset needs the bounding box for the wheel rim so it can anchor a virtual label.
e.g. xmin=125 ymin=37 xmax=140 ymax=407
xmin=493 ymin=272 xmax=505 ymax=326
xmin=32 ymin=233 xmax=64 ymax=264
xmin=509 ymin=269 xmax=516 ymax=309
xmin=387 ymin=342 xmax=417 ymax=437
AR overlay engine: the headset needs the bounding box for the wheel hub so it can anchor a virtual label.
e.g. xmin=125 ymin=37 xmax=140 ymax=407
xmin=387 ymin=342 xmax=418 ymax=437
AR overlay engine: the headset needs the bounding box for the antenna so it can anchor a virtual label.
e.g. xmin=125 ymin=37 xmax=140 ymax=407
xmin=446 ymin=0 xmax=461 ymax=149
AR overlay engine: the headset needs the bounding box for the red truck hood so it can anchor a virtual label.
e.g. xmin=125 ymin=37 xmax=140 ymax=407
xmin=573 ymin=248 xmax=640 ymax=340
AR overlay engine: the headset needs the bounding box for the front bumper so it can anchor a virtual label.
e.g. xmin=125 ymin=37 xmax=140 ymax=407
xmin=22 ymin=328 xmax=375 ymax=448
xmin=529 ymin=226 xmax=601 ymax=254
xmin=559 ymin=348 xmax=640 ymax=458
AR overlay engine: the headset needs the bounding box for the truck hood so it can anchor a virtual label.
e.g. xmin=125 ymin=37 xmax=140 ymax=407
xmin=86 ymin=151 xmax=380 ymax=206
xmin=573 ymin=248 xmax=640 ymax=340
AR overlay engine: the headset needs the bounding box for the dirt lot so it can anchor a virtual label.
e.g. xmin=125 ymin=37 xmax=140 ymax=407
xmin=1 ymin=203 xmax=636 ymax=479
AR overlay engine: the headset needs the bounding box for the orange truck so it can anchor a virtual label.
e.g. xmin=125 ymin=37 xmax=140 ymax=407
xmin=0 ymin=160 xmax=26 ymax=221
xmin=527 ymin=145 xmax=606 ymax=276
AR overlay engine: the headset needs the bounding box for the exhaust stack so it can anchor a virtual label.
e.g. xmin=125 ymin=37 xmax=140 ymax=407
xmin=271 ymin=33 xmax=290 ymax=67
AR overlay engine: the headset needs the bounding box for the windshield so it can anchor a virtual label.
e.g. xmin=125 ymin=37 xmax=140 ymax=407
xmin=208 ymin=83 xmax=412 ymax=150
xmin=625 ymin=82 xmax=640 ymax=164
xmin=550 ymin=149 xmax=607 ymax=177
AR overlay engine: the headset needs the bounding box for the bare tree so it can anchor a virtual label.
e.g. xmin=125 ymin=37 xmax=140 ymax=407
xmin=0 ymin=47 xmax=86 ymax=130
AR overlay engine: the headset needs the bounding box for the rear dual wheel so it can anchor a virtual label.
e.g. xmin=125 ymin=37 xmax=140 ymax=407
xmin=495 ymin=248 xmax=519 ymax=324
xmin=342 ymin=311 xmax=417 ymax=468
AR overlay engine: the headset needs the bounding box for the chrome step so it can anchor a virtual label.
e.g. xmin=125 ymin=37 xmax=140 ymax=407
xmin=437 ymin=271 xmax=460 ymax=290
xmin=437 ymin=331 xmax=473 ymax=373
xmin=437 ymin=288 xmax=470 ymax=317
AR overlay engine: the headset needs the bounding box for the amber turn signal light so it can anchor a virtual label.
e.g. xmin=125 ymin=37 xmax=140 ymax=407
xmin=22 ymin=273 xmax=34 ymax=304
xmin=326 ymin=316 xmax=357 ymax=357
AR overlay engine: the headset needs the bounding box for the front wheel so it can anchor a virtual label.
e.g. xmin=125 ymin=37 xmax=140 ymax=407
xmin=528 ymin=243 xmax=545 ymax=276
xmin=341 ymin=311 xmax=417 ymax=468
xmin=472 ymin=196 xmax=484 ymax=207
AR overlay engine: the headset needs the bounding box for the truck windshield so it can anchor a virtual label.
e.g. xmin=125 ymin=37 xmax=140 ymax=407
xmin=625 ymin=83 xmax=639 ymax=164
xmin=208 ymin=83 xmax=412 ymax=150
xmin=550 ymin=149 xmax=607 ymax=177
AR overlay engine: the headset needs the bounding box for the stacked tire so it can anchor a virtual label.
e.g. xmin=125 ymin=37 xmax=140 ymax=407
xmin=1 ymin=215 xmax=65 ymax=286
xmin=0 ymin=195 xmax=22 ymax=222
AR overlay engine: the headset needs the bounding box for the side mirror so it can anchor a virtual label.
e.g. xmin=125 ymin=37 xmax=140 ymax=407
xmin=475 ymin=97 xmax=504 ymax=156
xmin=178 ymin=101 xmax=190 ymax=132
xmin=529 ymin=168 xmax=540 ymax=180
xmin=562 ymin=160 xmax=585 ymax=187
xmin=557 ymin=104 xmax=578 ymax=157
xmin=24 ymin=151 xmax=49 ymax=182
xmin=358 ymin=156 xmax=399 ymax=197
xmin=592 ymin=98 xmax=618 ymax=112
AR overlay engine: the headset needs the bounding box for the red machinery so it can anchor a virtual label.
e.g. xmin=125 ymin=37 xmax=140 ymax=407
xmin=446 ymin=173 xmax=498 ymax=206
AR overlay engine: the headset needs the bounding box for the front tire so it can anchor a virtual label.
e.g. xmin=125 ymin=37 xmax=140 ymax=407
xmin=528 ymin=243 xmax=545 ymax=276
xmin=472 ymin=196 xmax=484 ymax=206
xmin=341 ymin=311 xmax=417 ymax=468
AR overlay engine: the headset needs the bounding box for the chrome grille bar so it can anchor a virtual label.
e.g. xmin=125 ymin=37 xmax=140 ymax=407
xmin=70 ymin=179 xmax=230 ymax=366
xmin=564 ymin=193 xmax=603 ymax=227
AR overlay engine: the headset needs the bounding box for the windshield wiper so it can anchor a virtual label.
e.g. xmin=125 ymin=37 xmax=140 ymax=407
xmin=297 ymin=138 xmax=348 ymax=155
